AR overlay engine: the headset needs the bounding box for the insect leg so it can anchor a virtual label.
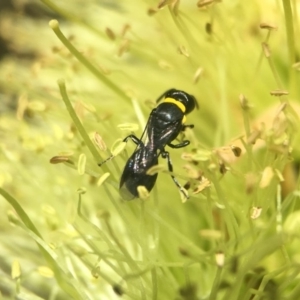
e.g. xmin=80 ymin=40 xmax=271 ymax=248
xmin=161 ymin=149 xmax=189 ymax=199
xmin=168 ymin=140 xmax=190 ymax=149
xmin=182 ymin=124 xmax=194 ymax=130
xmin=123 ymin=134 xmax=143 ymax=146
xmin=98 ymin=135 xmax=143 ymax=167
xmin=169 ymin=124 xmax=194 ymax=148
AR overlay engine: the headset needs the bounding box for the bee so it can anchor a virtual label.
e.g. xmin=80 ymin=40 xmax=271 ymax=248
xmin=116 ymin=89 xmax=197 ymax=200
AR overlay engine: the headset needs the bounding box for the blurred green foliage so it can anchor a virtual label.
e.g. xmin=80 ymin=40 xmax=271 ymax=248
xmin=0 ymin=0 xmax=300 ymax=299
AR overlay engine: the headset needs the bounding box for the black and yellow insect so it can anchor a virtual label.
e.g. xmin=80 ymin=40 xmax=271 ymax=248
xmin=118 ymin=88 xmax=197 ymax=200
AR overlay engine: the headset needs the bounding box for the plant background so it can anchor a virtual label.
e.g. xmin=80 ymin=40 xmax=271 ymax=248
xmin=0 ymin=0 xmax=300 ymax=299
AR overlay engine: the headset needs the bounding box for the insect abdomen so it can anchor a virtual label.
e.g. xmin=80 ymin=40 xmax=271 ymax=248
xmin=119 ymin=150 xmax=159 ymax=200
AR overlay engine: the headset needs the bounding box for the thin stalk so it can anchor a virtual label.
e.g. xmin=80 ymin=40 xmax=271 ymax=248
xmin=151 ymin=268 xmax=158 ymax=300
xmin=209 ymin=267 xmax=223 ymax=300
xmin=282 ymin=0 xmax=296 ymax=66
xmin=0 ymin=188 xmax=85 ymax=299
xmin=282 ymin=0 xmax=296 ymax=93
xmin=40 ymin=0 xmax=102 ymax=37
xmin=58 ymin=80 xmax=108 ymax=168
xmin=49 ymin=20 xmax=130 ymax=103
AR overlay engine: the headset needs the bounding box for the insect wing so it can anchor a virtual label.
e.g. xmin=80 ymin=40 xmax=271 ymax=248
xmin=119 ymin=146 xmax=158 ymax=200
xmin=134 ymin=112 xmax=155 ymax=150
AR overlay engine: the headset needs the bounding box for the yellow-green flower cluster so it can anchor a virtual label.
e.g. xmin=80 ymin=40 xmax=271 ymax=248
xmin=0 ymin=0 xmax=300 ymax=299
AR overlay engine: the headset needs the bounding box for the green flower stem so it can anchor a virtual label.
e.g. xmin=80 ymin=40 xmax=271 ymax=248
xmin=255 ymin=31 xmax=271 ymax=74
xmin=282 ymin=0 xmax=296 ymax=66
xmin=76 ymin=197 xmax=152 ymax=298
xmin=0 ymin=188 xmax=42 ymax=239
xmin=209 ymin=267 xmax=223 ymax=300
xmin=210 ymin=173 xmax=240 ymax=242
xmin=104 ymin=216 xmax=143 ymax=273
xmin=0 ymin=188 xmax=85 ymax=299
xmin=151 ymin=268 xmax=158 ymax=300
xmin=49 ymin=20 xmax=130 ymax=103
xmin=226 ymin=234 xmax=286 ymax=300
xmin=261 ymin=41 xmax=283 ymax=89
xmin=282 ymin=0 xmax=296 ymax=93
xmin=57 ymin=80 xmax=106 ymax=166
xmin=218 ymin=64 xmax=230 ymax=143
xmin=148 ymin=210 xmax=205 ymax=256
xmin=57 ymin=79 xmax=113 ymax=178
xmin=241 ymin=110 xmax=254 ymax=171
xmin=41 ymin=0 xmax=102 ymax=36
xmin=168 ymin=7 xmax=197 ymax=50
xmin=76 ymin=194 xmax=128 ymax=275
xmin=252 ymin=267 xmax=287 ymax=300
xmin=267 ymin=55 xmax=283 ymax=89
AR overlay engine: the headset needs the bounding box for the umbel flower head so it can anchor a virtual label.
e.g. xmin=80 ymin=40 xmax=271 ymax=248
xmin=0 ymin=1 xmax=300 ymax=299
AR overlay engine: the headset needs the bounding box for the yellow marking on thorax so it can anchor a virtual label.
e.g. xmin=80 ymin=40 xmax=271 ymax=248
xmin=164 ymin=98 xmax=186 ymax=112
xmin=163 ymin=97 xmax=187 ymax=123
